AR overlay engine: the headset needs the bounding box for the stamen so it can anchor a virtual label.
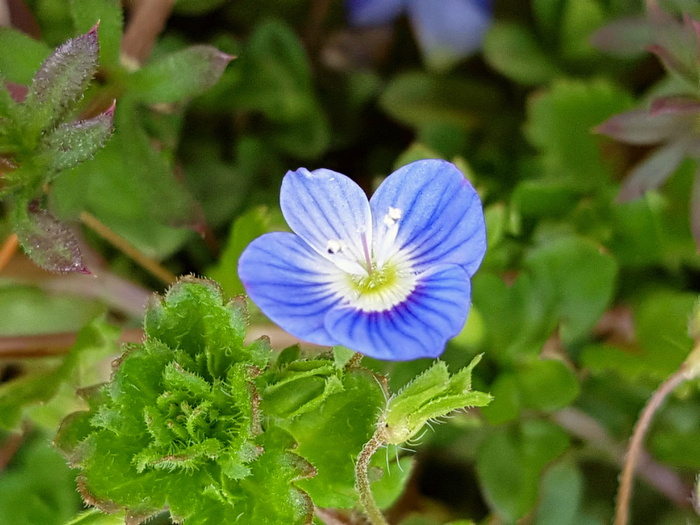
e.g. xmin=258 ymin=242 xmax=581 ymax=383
xmin=383 ymin=207 xmax=402 ymax=227
xmin=326 ymin=239 xmax=344 ymax=254
xmin=360 ymin=232 xmax=373 ymax=275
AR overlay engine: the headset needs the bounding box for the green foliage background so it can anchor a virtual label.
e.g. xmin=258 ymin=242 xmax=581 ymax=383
xmin=1 ymin=0 xmax=700 ymax=524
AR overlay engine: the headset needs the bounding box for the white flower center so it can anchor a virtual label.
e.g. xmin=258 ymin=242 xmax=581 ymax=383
xmin=326 ymin=207 xmax=417 ymax=312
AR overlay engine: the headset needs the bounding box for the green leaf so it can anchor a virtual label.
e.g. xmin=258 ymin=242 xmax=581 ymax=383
xmin=40 ymin=103 xmax=114 ymax=173
xmin=231 ymin=20 xmax=330 ymax=158
xmin=129 ymin=45 xmax=232 ymax=104
xmin=13 ymin=201 xmax=88 ymax=274
xmin=24 ymin=27 xmax=99 ymax=132
xmin=262 ymin=359 xmax=343 ymax=419
xmin=532 ymin=460 xmax=584 ymax=525
xmin=56 ymin=277 xmax=319 ymax=524
xmin=69 ymin=0 xmax=124 ymax=68
xmin=0 ymin=78 xmax=17 ymax=118
xmin=532 ymin=0 xmax=567 ymax=38
xmin=383 ymin=356 xmax=492 ymax=445
xmin=0 ymin=437 xmax=82 ymax=525
xmin=472 ymin=272 xmax=554 ymax=363
xmin=207 ymin=206 xmax=270 ymax=297
xmin=525 ymin=235 xmax=618 ymax=343
xmin=581 ymin=289 xmax=695 ymax=379
xmin=476 ymin=420 xmax=570 ymax=521
xmin=0 ymin=316 xmax=119 ymax=430
xmin=512 ymin=180 xmax=581 ymax=218
xmin=483 ymin=22 xmax=562 ymax=85
xmin=49 ymin=98 xmax=200 ymax=258
xmin=0 ymin=28 xmax=51 ymax=84
xmin=144 ymin=276 xmax=270 ymax=373
xmin=559 ymin=0 xmax=606 ymax=62
xmin=380 ymin=72 xmax=503 ymax=130
xmin=279 ymin=368 xmax=386 ymax=508
xmin=516 ymin=359 xmax=580 ymax=411
xmin=0 ymin=284 xmax=103 ymax=336
xmin=524 ymin=79 xmax=633 ymax=191
xmin=64 ymin=509 xmax=125 ymax=525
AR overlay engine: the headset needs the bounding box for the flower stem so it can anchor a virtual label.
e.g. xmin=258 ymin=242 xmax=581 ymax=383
xmin=121 ymin=0 xmax=175 ymax=67
xmin=614 ymin=343 xmax=700 ymax=525
xmin=355 ymin=429 xmax=389 ymax=525
xmin=0 ymin=233 xmax=18 ymax=272
xmin=80 ymin=211 xmax=177 ymax=285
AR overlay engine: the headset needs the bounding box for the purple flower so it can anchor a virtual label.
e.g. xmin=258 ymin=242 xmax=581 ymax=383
xmin=346 ymin=0 xmax=492 ymax=71
xmin=238 ymin=159 xmax=486 ymax=361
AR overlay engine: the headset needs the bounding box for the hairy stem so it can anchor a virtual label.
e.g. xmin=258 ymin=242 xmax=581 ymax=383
xmin=356 ymin=429 xmax=389 ymax=525
xmin=614 ymin=355 xmax=700 ymax=525
xmin=80 ymin=211 xmax=177 ymax=285
xmin=554 ymin=407 xmax=691 ymax=509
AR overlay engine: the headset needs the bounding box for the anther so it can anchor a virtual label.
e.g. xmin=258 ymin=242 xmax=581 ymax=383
xmin=383 ymin=207 xmax=402 ymax=227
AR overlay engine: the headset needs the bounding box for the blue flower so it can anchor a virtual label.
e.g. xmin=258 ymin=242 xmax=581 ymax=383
xmin=238 ymin=159 xmax=486 ymax=361
xmin=346 ymin=0 xmax=492 ymax=70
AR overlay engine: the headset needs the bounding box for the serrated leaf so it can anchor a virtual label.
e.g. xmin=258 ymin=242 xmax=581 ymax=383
xmin=144 ymin=276 xmax=269 ymax=374
xmin=14 ymin=201 xmax=88 ymax=274
xmin=208 ymin=206 xmax=270 ymax=297
xmin=0 ymin=28 xmax=51 ymax=84
xmin=281 ymin=369 xmax=385 ymax=508
xmin=129 ymin=45 xmax=232 ymax=104
xmin=483 ymin=22 xmax=562 ymax=85
xmin=384 ymin=355 xmax=492 ymax=445
xmin=262 ymin=360 xmax=343 ymax=419
xmin=41 ymin=103 xmax=114 ymax=173
xmin=69 ymin=0 xmax=123 ymax=68
xmin=57 ymin=278 xmax=318 ymax=524
xmin=25 ymin=27 xmax=99 ymax=132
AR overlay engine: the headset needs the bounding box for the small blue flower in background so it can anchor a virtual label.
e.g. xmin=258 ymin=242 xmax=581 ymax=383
xmin=238 ymin=160 xmax=486 ymax=361
xmin=346 ymin=0 xmax=492 ymax=70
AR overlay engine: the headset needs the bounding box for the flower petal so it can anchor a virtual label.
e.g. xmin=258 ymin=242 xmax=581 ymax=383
xmin=407 ymin=0 xmax=492 ymax=70
xmin=618 ymin=140 xmax=690 ymax=201
xmin=238 ymin=232 xmax=342 ymax=346
xmin=325 ymin=265 xmax=471 ymax=361
xmin=346 ymin=0 xmax=406 ymax=26
xmin=370 ymin=159 xmax=486 ymax=276
xmin=281 ymin=168 xmax=372 ymax=274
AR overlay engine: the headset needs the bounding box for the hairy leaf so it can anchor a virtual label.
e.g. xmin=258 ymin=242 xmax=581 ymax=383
xmin=41 ymin=103 xmax=115 ymax=173
xmin=56 ymin=278 xmax=314 ymax=524
xmin=25 ymin=27 xmax=99 ymax=132
xmin=129 ymin=45 xmax=233 ymax=104
xmin=69 ymin=0 xmax=123 ymax=68
xmin=14 ymin=202 xmax=88 ymax=274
